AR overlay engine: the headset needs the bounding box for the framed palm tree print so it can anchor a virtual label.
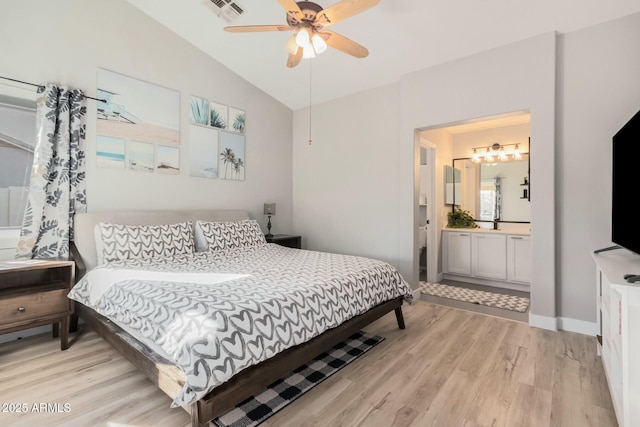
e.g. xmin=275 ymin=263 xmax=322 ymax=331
xmin=218 ymin=131 xmax=245 ymax=181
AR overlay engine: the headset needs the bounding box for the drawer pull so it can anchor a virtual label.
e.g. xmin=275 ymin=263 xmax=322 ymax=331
xmin=511 ymin=236 xmax=523 ymax=240
xmin=17 ymin=306 xmax=26 ymax=312
xmin=459 ymin=233 xmax=470 ymax=236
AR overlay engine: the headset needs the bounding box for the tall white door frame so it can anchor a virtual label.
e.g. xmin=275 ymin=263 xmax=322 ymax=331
xmin=418 ymin=138 xmax=437 ymax=284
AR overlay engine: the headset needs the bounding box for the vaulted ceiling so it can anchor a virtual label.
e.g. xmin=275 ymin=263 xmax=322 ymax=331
xmin=127 ymin=0 xmax=640 ymax=110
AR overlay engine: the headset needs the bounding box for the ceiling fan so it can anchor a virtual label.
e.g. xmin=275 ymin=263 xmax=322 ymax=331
xmin=224 ymin=0 xmax=379 ymax=68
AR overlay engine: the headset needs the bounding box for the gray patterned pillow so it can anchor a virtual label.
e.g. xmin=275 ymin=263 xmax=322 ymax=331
xmin=195 ymin=219 xmax=266 ymax=252
xmin=98 ymin=222 xmax=194 ymax=263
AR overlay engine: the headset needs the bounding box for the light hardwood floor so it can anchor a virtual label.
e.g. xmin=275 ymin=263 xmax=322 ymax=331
xmin=0 ymin=301 xmax=616 ymax=427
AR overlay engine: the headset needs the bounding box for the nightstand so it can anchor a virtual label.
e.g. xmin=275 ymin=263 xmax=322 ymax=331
xmin=0 ymin=260 xmax=75 ymax=350
xmin=265 ymin=234 xmax=302 ymax=249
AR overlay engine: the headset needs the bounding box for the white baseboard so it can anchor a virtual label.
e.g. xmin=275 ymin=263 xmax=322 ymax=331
xmin=411 ymin=288 xmax=421 ymax=303
xmin=558 ymin=317 xmax=597 ymax=336
xmin=528 ymin=314 xmax=597 ymax=336
xmin=528 ymin=313 xmax=558 ymax=331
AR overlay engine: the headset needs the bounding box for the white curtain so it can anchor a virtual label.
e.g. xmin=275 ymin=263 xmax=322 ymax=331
xmin=15 ymin=83 xmax=87 ymax=259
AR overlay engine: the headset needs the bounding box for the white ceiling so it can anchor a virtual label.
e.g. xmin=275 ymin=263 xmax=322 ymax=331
xmin=127 ymin=0 xmax=640 ymax=110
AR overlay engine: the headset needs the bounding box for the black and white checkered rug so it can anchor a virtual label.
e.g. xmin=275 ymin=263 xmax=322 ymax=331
xmin=211 ymin=331 xmax=384 ymax=427
xmin=420 ymin=282 xmax=530 ymax=313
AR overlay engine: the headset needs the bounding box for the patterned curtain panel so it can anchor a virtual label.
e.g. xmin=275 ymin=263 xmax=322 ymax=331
xmin=15 ymin=83 xmax=87 ymax=259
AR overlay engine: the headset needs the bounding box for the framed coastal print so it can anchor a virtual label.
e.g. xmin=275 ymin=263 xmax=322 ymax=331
xmin=218 ymin=130 xmax=245 ymax=181
xmin=209 ymin=101 xmax=227 ymax=130
xmin=156 ymin=145 xmax=180 ymax=175
xmin=190 ymin=96 xmax=209 ymax=126
xmin=97 ymin=68 xmax=180 ymax=175
xmin=189 ymin=124 xmax=219 ymax=179
xmin=127 ymin=140 xmax=154 ymax=172
xmin=96 ymin=135 xmax=125 ymax=169
xmin=228 ymin=106 xmax=245 ymax=134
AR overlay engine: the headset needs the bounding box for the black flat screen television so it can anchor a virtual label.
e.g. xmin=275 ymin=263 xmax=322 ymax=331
xmin=612 ymin=109 xmax=640 ymax=255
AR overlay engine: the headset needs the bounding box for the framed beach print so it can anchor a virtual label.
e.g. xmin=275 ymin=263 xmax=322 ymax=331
xmin=189 ymin=124 xmax=219 ymax=179
xmin=190 ymin=96 xmax=209 ymax=126
xmin=156 ymin=145 xmax=180 ymax=175
xmin=228 ymin=106 xmax=245 ymax=134
xmin=96 ymin=135 xmax=125 ymax=169
xmin=209 ymin=101 xmax=227 ymax=130
xmin=97 ymin=68 xmax=180 ymax=175
xmin=218 ymin=130 xmax=245 ymax=181
xmin=127 ymin=140 xmax=155 ymax=172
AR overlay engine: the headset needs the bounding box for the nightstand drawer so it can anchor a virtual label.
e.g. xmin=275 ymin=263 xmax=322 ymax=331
xmin=0 ymin=288 xmax=69 ymax=326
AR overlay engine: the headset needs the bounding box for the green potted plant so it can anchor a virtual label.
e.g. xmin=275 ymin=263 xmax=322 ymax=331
xmin=447 ymin=208 xmax=479 ymax=228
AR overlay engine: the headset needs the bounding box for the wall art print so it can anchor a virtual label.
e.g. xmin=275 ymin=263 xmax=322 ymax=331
xmin=97 ymin=68 xmax=180 ymax=174
xmin=190 ymin=96 xmax=209 ymax=126
xmin=219 ymin=131 xmax=245 ymax=181
xmin=156 ymin=145 xmax=180 ymax=175
xmin=96 ymin=135 xmax=125 ymax=169
xmin=209 ymin=101 xmax=227 ymax=130
xmin=189 ymin=124 xmax=219 ymax=179
xmin=228 ymin=106 xmax=245 ymax=134
xmin=127 ymin=140 xmax=155 ymax=173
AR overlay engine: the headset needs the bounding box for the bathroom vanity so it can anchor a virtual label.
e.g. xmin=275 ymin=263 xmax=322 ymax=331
xmin=442 ymin=228 xmax=531 ymax=291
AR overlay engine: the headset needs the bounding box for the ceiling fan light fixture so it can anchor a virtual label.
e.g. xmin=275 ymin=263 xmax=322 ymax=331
xmin=311 ymin=33 xmax=327 ymax=54
xmin=302 ymin=44 xmax=316 ymax=58
xmin=295 ymin=28 xmax=311 ymax=48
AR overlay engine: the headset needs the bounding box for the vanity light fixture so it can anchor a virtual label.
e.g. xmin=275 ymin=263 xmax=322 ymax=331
xmin=471 ymin=142 xmax=525 ymax=163
xmin=514 ymin=144 xmax=522 ymax=160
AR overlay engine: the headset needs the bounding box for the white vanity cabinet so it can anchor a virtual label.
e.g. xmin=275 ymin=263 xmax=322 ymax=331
xmin=442 ymin=228 xmax=530 ymax=290
xmin=592 ymin=249 xmax=640 ymax=427
xmin=507 ymin=234 xmax=531 ymax=283
xmin=472 ymin=233 xmax=507 ymax=280
xmin=444 ymin=231 xmax=472 ymax=275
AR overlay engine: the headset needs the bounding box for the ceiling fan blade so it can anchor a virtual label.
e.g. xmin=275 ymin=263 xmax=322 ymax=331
xmin=224 ymin=25 xmax=294 ymax=33
xmin=321 ymin=30 xmax=369 ymax=58
xmin=278 ymin=0 xmax=304 ymax=23
xmin=314 ymin=0 xmax=380 ymax=27
xmin=287 ymin=47 xmax=303 ymax=68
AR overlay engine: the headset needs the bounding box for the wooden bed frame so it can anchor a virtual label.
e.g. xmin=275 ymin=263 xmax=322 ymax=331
xmin=68 ymin=211 xmax=406 ymax=427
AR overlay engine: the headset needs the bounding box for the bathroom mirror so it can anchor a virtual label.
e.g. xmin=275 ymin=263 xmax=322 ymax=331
xmin=452 ymin=154 xmax=530 ymax=222
xmin=444 ymin=165 xmax=462 ymax=205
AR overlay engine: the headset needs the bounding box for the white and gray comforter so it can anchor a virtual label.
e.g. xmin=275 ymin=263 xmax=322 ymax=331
xmin=68 ymin=243 xmax=412 ymax=407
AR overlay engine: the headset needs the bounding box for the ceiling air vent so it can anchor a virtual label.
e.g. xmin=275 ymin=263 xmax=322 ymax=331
xmin=205 ymin=0 xmax=246 ymax=23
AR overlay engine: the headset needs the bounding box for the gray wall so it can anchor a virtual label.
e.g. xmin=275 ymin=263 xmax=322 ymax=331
xmin=556 ymin=12 xmax=640 ymax=324
xmin=294 ymin=12 xmax=640 ymax=330
xmin=0 ymin=0 xmax=293 ymax=234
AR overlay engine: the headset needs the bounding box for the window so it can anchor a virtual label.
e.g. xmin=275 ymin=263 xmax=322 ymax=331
xmin=0 ymin=85 xmax=36 ymax=261
xmin=0 ymin=87 xmax=36 ymax=229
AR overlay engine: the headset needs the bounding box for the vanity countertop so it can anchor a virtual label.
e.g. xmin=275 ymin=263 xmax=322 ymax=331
xmin=442 ymin=227 xmax=531 ymax=236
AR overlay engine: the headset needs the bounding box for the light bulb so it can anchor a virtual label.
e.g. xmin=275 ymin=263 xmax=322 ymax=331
xmin=485 ymin=148 xmax=493 ymax=162
xmin=302 ymin=44 xmax=315 ymax=59
xmin=514 ymin=144 xmax=522 ymax=160
xmin=472 ymin=148 xmax=480 ymax=163
xmin=295 ymin=29 xmax=310 ymax=48
xmin=311 ymin=34 xmax=327 ymax=54
xmin=499 ymin=146 xmax=507 ymax=160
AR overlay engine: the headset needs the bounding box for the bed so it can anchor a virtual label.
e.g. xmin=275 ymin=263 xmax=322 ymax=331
xmin=69 ymin=209 xmax=412 ymax=427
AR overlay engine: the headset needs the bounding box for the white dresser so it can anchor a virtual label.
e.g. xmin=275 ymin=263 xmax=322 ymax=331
xmin=592 ymin=249 xmax=640 ymax=427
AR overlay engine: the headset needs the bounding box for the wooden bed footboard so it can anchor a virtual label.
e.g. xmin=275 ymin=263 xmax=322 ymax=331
xmin=76 ymin=297 xmax=405 ymax=427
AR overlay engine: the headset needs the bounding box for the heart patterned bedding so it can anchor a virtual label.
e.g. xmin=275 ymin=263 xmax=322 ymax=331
xmin=68 ymin=243 xmax=412 ymax=407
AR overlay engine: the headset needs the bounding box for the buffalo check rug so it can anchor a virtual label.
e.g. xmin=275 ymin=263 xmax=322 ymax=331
xmin=212 ymin=331 xmax=384 ymax=427
xmin=420 ymin=282 xmax=530 ymax=313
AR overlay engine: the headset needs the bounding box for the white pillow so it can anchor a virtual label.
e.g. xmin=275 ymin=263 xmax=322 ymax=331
xmin=97 ymin=221 xmax=194 ymax=263
xmin=195 ymin=219 xmax=266 ymax=252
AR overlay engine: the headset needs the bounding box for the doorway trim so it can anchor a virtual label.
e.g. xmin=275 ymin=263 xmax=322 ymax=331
xmin=418 ymin=139 xmax=438 ymax=284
